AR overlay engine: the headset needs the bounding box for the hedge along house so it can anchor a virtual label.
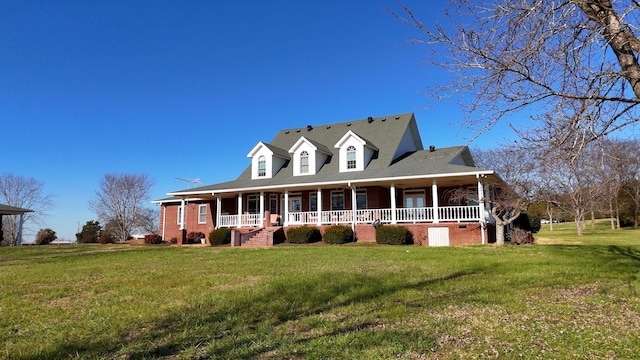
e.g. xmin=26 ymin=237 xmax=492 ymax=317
xmin=153 ymin=113 xmax=501 ymax=246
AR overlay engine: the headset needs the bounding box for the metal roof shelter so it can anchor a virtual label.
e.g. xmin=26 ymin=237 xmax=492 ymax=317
xmin=0 ymin=204 xmax=33 ymax=246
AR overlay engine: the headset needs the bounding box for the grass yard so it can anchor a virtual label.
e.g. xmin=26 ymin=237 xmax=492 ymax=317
xmin=1 ymin=225 xmax=639 ymax=359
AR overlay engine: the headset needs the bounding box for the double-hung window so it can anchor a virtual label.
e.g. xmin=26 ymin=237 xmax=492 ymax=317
xmin=198 ymin=204 xmax=207 ymax=224
xmin=331 ymin=191 xmax=344 ymax=210
xmin=356 ymin=190 xmax=367 ymax=210
xmin=309 ymin=193 xmax=317 ymax=212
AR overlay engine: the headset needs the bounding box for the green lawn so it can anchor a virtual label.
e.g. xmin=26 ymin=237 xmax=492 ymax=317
xmin=1 ymin=227 xmax=639 ymax=359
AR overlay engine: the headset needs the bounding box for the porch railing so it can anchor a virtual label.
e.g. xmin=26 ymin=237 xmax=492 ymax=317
xmin=438 ymin=206 xmax=480 ymax=222
xmin=219 ymin=205 xmax=480 ymax=228
xmin=218 ymin=214 xmax=262 ymax=228
xmin=285 ymin=206 xmax=479 ymax=226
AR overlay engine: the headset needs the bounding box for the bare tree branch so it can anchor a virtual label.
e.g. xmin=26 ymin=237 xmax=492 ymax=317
xmin=389 ymin=0 xmax=640 ymax=150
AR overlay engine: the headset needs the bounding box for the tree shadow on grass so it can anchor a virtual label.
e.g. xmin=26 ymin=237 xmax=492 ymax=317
xmin=17 ymin=270 xmax=476 ymax=359
xmin=608 ymin=245 xmax=640 ymax=262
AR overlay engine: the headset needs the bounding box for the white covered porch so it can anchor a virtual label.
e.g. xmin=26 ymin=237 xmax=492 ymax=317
xmin=212 ymin=173 xmax=492 ymax=229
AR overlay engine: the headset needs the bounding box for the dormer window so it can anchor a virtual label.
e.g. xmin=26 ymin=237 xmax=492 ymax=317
xmin=346 ymin=146 xmax=357 ymax=169
xmin=334 ymin=130 xmax=378 ymax=172
xmin=248 ymin=142 xmax=290 ymax=180
xmin=258 ymin=156 xmax=266 ymax=177
xmin=300 ymin=151 xmax=309 ymax=174
xmin=288 ymin=136 xmax=331 ymax=176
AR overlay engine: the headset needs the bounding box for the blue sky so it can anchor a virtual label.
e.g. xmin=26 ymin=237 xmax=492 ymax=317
xmin=1 ymin=0 xmax=516 ymax=241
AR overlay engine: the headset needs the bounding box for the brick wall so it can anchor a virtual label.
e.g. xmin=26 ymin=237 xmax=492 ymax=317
xmin=160 ymin=201 xmax=215 ymax=243
xmin=353 ymin=222 xmax=490 ymax=246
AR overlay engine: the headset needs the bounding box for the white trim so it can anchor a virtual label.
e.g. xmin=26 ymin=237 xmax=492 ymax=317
xmin=161 ymin=206 xmax=166 ymax=240
xmin=390 ymin=183 xmax=397 ymax=224
xmin=166 ymin=170 xmax=496 ymax=197
xmin=432 ymin=180 xmax=439 ymax=224
xmin=152 ymin=197 xmax=206 ymax=204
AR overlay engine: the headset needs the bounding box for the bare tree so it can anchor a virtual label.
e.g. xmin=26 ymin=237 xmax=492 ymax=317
xmin=540 ymin=142 xmax=608 ymax=235
xmin=0 ymin=173 xmax=54 ymax=246
xmin=473 ymin=147 xmax=537 ymax=244
xmin=599 ymin=139 xmax=640 ymax=228
xmin=390 ymin=1 xmax=640 ymax=151
xmin=89 ymin=173 xmax=155 ymax=242
xmin=137 ymin=207 xmax=159 ymax=234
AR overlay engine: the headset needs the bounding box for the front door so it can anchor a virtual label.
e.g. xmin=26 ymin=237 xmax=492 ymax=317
xmin=289 ymin=196 xmax=302 ymax=223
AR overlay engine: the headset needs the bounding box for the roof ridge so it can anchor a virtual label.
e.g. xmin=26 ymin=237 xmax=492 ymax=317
xmin=277 ymin=112 xmax=414 ymax=133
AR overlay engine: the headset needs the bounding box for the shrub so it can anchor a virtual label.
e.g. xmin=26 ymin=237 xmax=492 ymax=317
xmin=35 ymin=228 xmax=57 ymax=245
xmin=286 ymin=226 xmax=321 ymax=244
xmin=514 ymin=213 xmax=541 ymax=234
xmin=375 ymin=225 xmax=412 ymax=245
xmin=99 ymin=234 xmax=115 ymax=244
xmin=78 ymin=235 xmax=98 ymax=244
xmin=186 ymin=231 xmax=205 ymax=244
xmin=75 ymin=220 xmax=101 ymax=243
xmin=209 ymin=228 xmax=232 ymax=245
xmin=323 ymin=225 xmax=354 ymax=244
xmin=507 ymin=228 xmax=534 ymax=245
xmin=144 ymin=234 xmax=163 ymax=244
xmin=169 ymin=237 xmax=178 ymax=244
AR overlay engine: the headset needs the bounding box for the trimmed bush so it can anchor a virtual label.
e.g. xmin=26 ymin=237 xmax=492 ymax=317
xmin=144 ymin=234 xmax=163 ymax=244
xmin=375 ymin=225 xmax=412 ymax=245
xmin=323 ymin=225 xmax=354 ymax=244
xmin=286 ymin=226 xmax=321 ymax=244
xmin=209 ymin=228 xmax=232 ymax=245
xmin=35 ymin=228 xmax=57 ymax=245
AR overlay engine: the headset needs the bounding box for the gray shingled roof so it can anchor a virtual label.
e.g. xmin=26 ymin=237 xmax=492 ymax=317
xmin=164 ymin=112 xmax=493 ymax=196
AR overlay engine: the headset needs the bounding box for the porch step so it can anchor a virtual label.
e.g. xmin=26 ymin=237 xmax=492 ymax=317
xmin=242 ymin=227 xmax=282 ymax=247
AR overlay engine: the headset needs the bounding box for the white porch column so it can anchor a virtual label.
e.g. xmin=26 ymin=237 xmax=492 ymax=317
xmin=161 ymin=206 xmax=166 ymax=239
xmin=259 ymin=191 xmax=265 ymax=228
xmin=432 ymin=179 xmax=439 ymax=224
xmin=317 ymin=188 xmax=322 ymax=226
xmin=350 ymin=185 xmax=357 ymax=231
xmin=16 ymin=213 xmax=25 ymax=246
xmin=179 ymin=199 xmax=186 ymax=230
xmin=216 ymin=196 xmax=222 ymax=229
xmin=390 ymin=183 xmax=397 ymax=224
xmin=477 ymin=175 xmax=486 ymax=245
xmin=237 ymin=193 xmax=243 ymax=228
xmin=284 ymin=190 xmax=289 ymax=226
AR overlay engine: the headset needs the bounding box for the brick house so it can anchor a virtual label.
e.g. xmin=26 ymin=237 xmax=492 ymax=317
xmin=153 ymin=113 xmax=500 ymax=246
